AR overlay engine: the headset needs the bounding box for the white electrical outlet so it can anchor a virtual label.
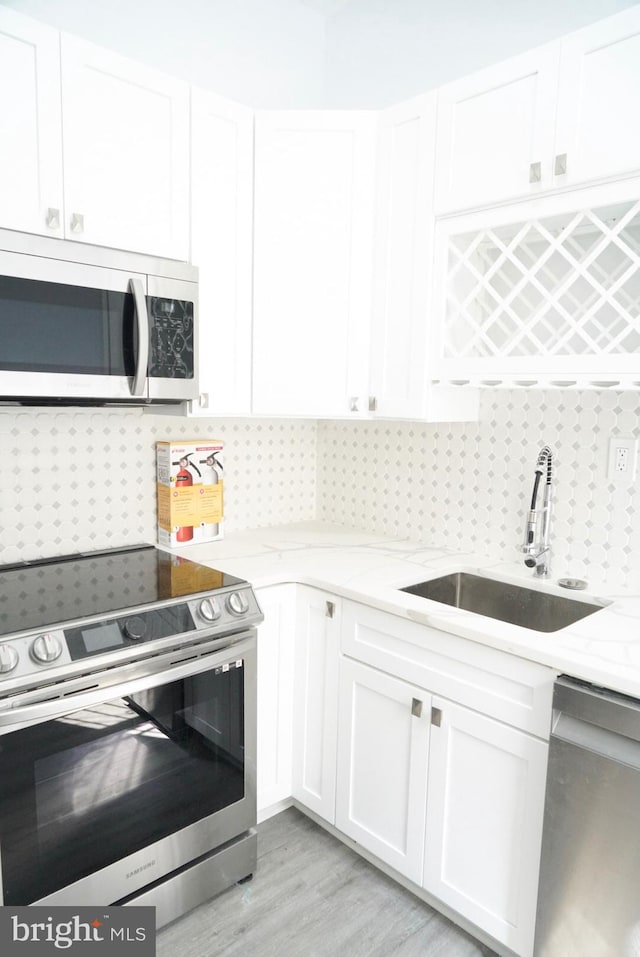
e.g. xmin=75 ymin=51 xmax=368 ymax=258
xmin=608 ymin=436 xmax=638 ymax=482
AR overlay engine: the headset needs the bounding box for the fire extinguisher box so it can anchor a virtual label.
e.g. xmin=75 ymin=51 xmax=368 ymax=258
xmin=156 ymin=440 xmax=224 ymax=548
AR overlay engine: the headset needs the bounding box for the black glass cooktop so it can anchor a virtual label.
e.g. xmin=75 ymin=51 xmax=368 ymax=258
xmin=0 ymin=545 xmax=245 ymax=639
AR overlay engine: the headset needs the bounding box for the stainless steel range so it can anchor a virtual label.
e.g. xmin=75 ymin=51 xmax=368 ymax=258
xmin=0 ymin=544 xmax=262 ymax=928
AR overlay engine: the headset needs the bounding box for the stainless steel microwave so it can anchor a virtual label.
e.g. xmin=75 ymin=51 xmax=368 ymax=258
xmin=0 ymin=229 xmax=198 ymax=405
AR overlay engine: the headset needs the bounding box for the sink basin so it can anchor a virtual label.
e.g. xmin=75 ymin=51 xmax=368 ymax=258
xmin=400 ymin=572 xmax=605 ymax=633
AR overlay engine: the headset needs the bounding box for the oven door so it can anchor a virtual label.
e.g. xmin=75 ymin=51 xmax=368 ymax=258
xmin=0 ymin=633 xmax=256 ymax=907
xmin=0 ymin=249 xmax=149 ymax=401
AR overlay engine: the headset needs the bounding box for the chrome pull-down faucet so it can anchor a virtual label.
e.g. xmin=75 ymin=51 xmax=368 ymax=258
xmin=522 ymin=445 xmax=552 ymax=577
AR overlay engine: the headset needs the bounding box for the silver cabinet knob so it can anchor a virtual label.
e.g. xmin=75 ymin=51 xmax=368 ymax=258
xmin=70 ymin=212 xmax=84 ymax=234
xmin=123 ymin=616 xmax=146 ymax=640
xmin=529 ymin=161 xmax=542 ymax=183
xmin=31 ymin=633 xmax=62 ymax=664
xmin=349 ymin=396 xmax=360 ymax=413
xmin=226 ymin=591 xmax=249 ymax=616
xmin=368 ymin=396 xmax=377 ymax=413
xmin=554 ymin=153 xmax=568 ymax=176
xmin=0 ymin=643 xmax=19 ymax=674
xmin=45 ymin=207 xmax=60 ymax=230
xmin=199 ymin=597 xmax=222 ymax=622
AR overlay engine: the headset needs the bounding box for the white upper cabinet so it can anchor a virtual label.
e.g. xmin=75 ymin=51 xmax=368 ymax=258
xmin=370 ymin=94 xmax=478 ymax=421
xmin=190 ymin=90 xmax=253 ymax=416
xmin=369 ymin=94 xmax=436 ymax=419
xmin=435 ymin=6 xmax=640 ymax=215
xmin=252 ymin=111 xmax=376 ymax=417
xmin=0 ymin=9 xmax=63 ymax=237
xmin=60 ymin=35 xmax=190 ymax=259
xmin=434 ymin=43 xmax=560 ymax=214
xmin=555 ymin=6 xmax=640 ymax=188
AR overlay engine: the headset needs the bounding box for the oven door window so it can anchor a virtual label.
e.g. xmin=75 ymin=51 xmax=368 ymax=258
xmin=0 ymin=274 xmax=136 ymax=376
xmin=0 ymin=663 xmax=245 ymax=905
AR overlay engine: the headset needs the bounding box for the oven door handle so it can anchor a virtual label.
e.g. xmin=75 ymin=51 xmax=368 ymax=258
xmin=0 ymin=633 xmax=255 ymax=729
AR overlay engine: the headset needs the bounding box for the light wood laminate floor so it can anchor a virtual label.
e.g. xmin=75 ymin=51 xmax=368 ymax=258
xmin=157 ymin=808 xmax=499 ymax=957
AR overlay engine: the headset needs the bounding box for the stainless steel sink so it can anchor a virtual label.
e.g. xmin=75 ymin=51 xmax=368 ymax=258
xmin=400 ymin=572 xmax=605 ymax=633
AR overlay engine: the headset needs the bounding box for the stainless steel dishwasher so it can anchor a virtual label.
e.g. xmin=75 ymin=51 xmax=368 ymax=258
xmin=534 ymin=676 xmax=640 ymax=957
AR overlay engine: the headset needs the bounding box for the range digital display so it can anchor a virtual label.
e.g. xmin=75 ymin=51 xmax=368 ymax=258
xmin=81 ymin=622 xmax=124 ymax=653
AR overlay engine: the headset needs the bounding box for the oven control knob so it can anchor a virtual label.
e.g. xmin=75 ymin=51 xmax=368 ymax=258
xmin=124 ymin=616 xmax=147 ymax=641
xmin=31 ymin=634 xmax=62 ymax=664
xmin=0 ymin=643 xmax=19 ymax=674
xmin=226 ymin=591 xmax=250 ymax=616
xmin=198 ymin=598 xmax=221 ymax=622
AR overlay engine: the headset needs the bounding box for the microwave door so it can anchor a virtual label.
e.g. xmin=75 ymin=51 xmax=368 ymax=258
xmin=146 ymin=275 xmax=199 ymax=402
xmin=0 ymin=251 xmax=147 ymax=402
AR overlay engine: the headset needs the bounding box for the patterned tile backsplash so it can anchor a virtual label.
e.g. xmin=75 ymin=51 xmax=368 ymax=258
xmin=1 ymin=389 xmax=639 ymax=593
xmin=316 ymin=389 xmax=640 ymax=594
xmin=0 ymin=411 xmax=317 ymax=564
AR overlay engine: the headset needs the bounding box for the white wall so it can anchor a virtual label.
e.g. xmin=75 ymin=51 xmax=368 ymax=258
xmin=1 ymin=0 xmax=327 ymax=107
xmin=4 ymin=0 xmax=640 ymax=106
xmin=323 ymin=0 xmax=640 ymax=106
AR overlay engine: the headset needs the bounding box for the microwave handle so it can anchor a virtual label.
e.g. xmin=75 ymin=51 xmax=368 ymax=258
xmin=129 ymin=277 xmax=149 ymax=397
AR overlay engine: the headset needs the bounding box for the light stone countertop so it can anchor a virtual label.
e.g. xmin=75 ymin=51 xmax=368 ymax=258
xmin=172 ymin=521 xmax=640 ymax=699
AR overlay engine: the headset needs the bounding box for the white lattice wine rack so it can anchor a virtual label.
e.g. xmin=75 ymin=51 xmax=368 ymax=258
xmin=432 ymin=184 xmax=640 ymax=389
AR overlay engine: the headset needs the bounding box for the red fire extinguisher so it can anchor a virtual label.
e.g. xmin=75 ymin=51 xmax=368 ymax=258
xmin=172 ymin=454 xmax=201 ymax=542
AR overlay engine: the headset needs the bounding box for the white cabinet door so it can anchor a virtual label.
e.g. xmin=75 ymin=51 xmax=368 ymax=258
xmin=256 ymin=585 xmax=295 ymax=818
xmin=190 ymin=90 xmax=253 ymax=416
xmin=369 ymin=94 xmax=436 ymax=419
xmin=555 ymin=6 xmax=640 ymax=188
xmin=292 ymin=587 xmax=340 ymax=823
xmin=336 ymin=657 xmax=431 ymax=884
xmin=434 ymin=43 xmax=560 ymax=214
xmin=0 ymin=8 xmax=63 ymax=237
xmin=60 ymin=35 xmax=189 ymax=259
xmin=252 ymin=111 xmax=376 ymax=417
xmin=424 ymin=698 xmax=548 ymax=957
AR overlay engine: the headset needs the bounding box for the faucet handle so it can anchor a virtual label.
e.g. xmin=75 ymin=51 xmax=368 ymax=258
xmin=523 ymin=509 xmax=538 ymax=550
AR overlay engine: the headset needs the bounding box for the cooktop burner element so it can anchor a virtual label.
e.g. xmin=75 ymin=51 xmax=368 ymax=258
xmin=0 ymin=544 xmax=261 ymax=688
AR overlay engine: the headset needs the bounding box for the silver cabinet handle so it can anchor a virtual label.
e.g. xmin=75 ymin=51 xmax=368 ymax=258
xmin=368 ymin=396 xmax=377 ymax=413
xmin=199 ymin=392 xmax=209 ymax=410
xmin=431 ymin=706 xmax=442 ymax=727
xmin=529 ymin=162 xmax=542 ymax=184
xmin=129 ymin=277 xmax=149 ymax=397
xmin=349 ymin=396 xmax=359 ymax=413
xmin=411 ymin=698 xmax=423 ymax=718
xmin=325 ymin=601 xmax=335 ymax=619
xmin=70 ymin=212 xmax=84 ymax=233
xmin=45 ymin=207 xmax=60 ymax=229
xmin=554 ymin=153 xmax=567 ymax=176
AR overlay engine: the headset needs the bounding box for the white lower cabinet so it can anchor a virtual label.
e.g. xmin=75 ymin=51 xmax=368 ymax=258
xmin=256 ymin=585 xmax=296 ymax=817
xmin=424 ymin=698 xmax=548 ymax=957
xmin=291 ymin=587 xmax=340 ymax=824
xmin=336 ymin=599 xmax=553 ymax=957
xmin=335 ymin=657 xmax=431 ymax=885
xmin=280 ymin=587 xmax=552 ymax=957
